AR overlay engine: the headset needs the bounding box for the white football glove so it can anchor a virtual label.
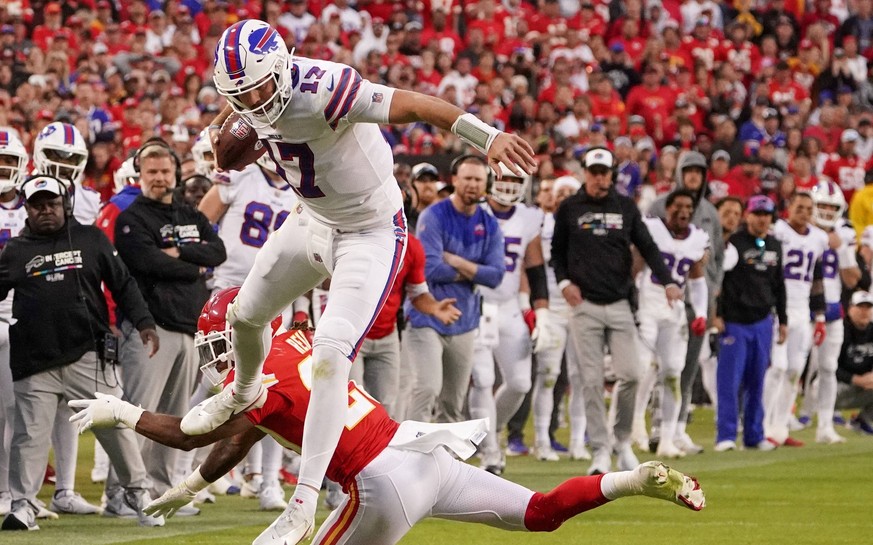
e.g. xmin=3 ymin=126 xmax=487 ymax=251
xmin=531 ymin=308 xmax=560 ymax=353
xmin=68 ymin=392 xmax=144 ymax=434
xmin=144 ymin=468 xmax=209 ymax=519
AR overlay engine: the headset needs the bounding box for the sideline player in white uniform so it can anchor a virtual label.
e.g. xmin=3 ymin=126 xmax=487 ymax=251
xmin=0 ymin=130 xmax=28 ymax=516
xmin=32 ymin=122 xmax=102 ymax=225
xmin=632 ymin=189 xmax=710 ymax=459
xmin=191 ymin=128 xmax=217 ymax=179
xmin=181 ymin=20 xmax=535 ymax=545
xmin=805 ymin=181 xmax=861 ymax=444
xmin=531 ymin=175 xmax=591 ymax=462
xmin=468 ymin=165 xmax=556 ymax=474
xmin=764 ymin=193 xmax=829 ymax=446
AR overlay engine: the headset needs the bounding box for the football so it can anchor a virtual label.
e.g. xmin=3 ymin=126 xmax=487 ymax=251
xmin=215 ymin=113 xmax=265 ymax=171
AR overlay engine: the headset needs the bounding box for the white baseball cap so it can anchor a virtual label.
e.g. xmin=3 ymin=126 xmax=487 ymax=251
xmin=584 ymin=148 xmax=614 ymax=169
xmin=851 ymin=290 xmax=873 ymax=307
xmin=22 ymin=176 xmax=65 ymax=201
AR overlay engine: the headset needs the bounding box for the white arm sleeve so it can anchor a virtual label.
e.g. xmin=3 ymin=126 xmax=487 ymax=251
xmin=344 ymin=79 xmax=396 ymax=125
xmin=689 ymin=276 xmax=708 ymax=320
xmin=405 ymin=281 xmax=429 ymax=299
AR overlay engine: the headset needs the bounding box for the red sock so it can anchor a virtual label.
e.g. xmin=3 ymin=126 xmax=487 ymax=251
xmin=523 ymin=474 xmax=611 ymax=532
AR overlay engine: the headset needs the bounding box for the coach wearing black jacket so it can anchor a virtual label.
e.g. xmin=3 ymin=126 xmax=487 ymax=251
xmin=551 ymin=148 xmax=681 ymax=476
xmin=0 ymin=176 xmax=161 ymax=531
xmin=114 ymin=141 xmax=226 ymax=496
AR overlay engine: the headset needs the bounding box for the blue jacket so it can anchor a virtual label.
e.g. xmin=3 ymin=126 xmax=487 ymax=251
xmin=407 ymin=198 xmax=505 ymax=335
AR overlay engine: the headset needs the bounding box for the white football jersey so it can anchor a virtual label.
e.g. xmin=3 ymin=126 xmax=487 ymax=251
xmin=822 ymin=220 xmax=856 ymax=305
xmin=212 ymin=163 xmax=300 ymax=289
xmin=0 ymin=195 xmax=27 ymax=318
xmin=479 ymin=203 xmax=544 ymax=304
xmin=71 ymin=184 xmax=102 ymax=225
xmin=638 ymin=217 xmax=710 ymax=314
xmin=772 ymin=219 xmax=829 ymax=311
xmin=257 ymin=58 xmax=403 ymax=231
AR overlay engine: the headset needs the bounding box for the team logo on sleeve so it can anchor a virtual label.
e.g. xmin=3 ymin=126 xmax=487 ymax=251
xmin=372 ymin=92 xmax=383 ymax=103
xmin=247 ymin=27 xmax=280 ymax=55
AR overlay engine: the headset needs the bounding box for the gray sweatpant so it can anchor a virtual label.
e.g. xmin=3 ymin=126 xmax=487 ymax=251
xmin=349 ymin=329 xmax=401 ymax=419
xmin=405 ymin=326 xmax=476 ymax=423
xmin=118 ymin=321 xmax=198 ymax=495
xmin=9 ymin=352 xmax=150 ymax=503
xmin=566 ymin=300 xmax=642 ymax=453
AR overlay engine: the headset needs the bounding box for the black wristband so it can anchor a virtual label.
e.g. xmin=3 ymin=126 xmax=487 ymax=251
xmin=526 ymin=264 xmax=549 ymax=303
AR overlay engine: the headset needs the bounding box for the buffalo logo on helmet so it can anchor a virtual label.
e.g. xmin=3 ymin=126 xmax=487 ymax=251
xmin=247 ymin=26 xmax=280 ymax=55
xmin=38 ymin=125 xmax=57 ymax=140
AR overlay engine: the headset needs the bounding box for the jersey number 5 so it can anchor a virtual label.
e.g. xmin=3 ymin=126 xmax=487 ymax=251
xmin=297 ymin=355 xmax=376 ymax=430
xmin=272 ymin=142 xmax=326 ymax=198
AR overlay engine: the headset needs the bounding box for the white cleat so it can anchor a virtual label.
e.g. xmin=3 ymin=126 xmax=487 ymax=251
xmin=534 ymin=442 xmax=560 ymax=462
xmin=252 ymin=500 xmax=314 ymax=545
xmin=259 ymin=483 xmax=287 ymax=511
xmin=616 ymin=444 xmax=640 ymax=471
xmin=181 ymin=384 xmax=267 ymax=435
xmin=635 ymin=461 xmax=705 ymax=511
xmin=655 ymin=440 xmax=687 ymax=459
xmin=587 ymin=448 xmax=612 ymax=475
xmin=674 ymin=432 xmax=704 ymax=455
xmin=713 ymin=440 xmax=737 ymax=452
xmin=50 ymin=490 xmax=102 ymax=515
xmin=241 ymin=475 xmax=263 ymax=499
xmin=815 ymin=428 xmax=846 ymax=445
xmin=569 ymin=443 xmax=592 ymax=461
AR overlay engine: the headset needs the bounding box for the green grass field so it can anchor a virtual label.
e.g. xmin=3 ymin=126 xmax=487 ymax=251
xmin=4 ymin=409 xmax=873 ymax=545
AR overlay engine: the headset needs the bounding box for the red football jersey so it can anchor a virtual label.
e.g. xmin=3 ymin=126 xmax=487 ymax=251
xmin=231 ymin=330 xmax=400 ymax=490
xmin=822 ymin=154 xmax=868 ymax=203
xmin=366 ymin=234 xmax=426 ymax=340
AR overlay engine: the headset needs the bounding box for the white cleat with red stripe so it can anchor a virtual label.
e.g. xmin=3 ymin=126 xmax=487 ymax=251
xmin=252 ymin=499 xmax=314 ymax=545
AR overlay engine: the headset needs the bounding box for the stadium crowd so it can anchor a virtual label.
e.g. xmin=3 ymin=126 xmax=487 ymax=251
xmin=0 ymin=0 xmax=873 ymax=536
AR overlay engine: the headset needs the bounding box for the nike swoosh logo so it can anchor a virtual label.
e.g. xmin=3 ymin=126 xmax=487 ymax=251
xmin=326 ymin=77 xmax=335 ymax=92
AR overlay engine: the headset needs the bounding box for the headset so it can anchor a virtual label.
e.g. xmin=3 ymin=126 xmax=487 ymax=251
xmin=133 ymin=137 xmax=183 ymax=185
xmin=20 ymin=174 xmax=73 ymax=219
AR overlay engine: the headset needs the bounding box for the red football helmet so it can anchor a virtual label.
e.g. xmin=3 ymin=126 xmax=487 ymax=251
xmin=195 ymin=287 xmax=283 ymax=388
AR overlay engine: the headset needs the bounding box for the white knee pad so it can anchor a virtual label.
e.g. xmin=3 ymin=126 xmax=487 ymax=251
xmin=228 ymin=298 xmax=271 ymax=330
xmin=313 ymin=316 xmax=358 ymax=357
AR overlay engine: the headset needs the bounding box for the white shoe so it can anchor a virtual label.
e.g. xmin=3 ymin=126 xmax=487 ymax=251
xmin=816 ymin=428 xmax=847 ymax=445
xmin=673 ymin=432 xmax=704 ymax=455
xmin=616 ymin=444 xmax=639 ymax=471
xmin=103 ymin=489 xmax=137 ymax=518
xmin=124 ymin=488 xmax=165 ymax=527
xmin=751 ymin=440 xmax=777 ymax=451
xmin=252 ymin=500 xmax=314 ymax=545
xmin=241 ymin=475 xmax=263 ymax=499
xmin=569 ymin=443 xmax=592 ymax=461
xmin=1 ymin=500 xmax=39 ymax=530
xmin=635 ymin=461 xmax=705 ymax=511
xmin=259 ymin=483 xmax=287 ymax=511
xmin=714 ymin=440 xmax=737 ymax=452
xmin=788 ymin=415 xmax=805 ymax=432
xmin=181 ymin=383 xmax=267 ymax=435
xmin=34 ymin=500 xmax=58 ymax=520
xmin=0 ymin=492 xmax=11 ymax=516
xmin=173 ymin=502 xmax=201 ymax=517
xmin=655 ymin=440 xmax=686 ymax=459
xmin=208 ymin=475 xmax=236 ymax=496
xmin=587 ymin=448 xmax=612 ymax=475
xmin=631 ymin=421 xmax=650 ymax=453
xmin=534 ymin=442 xmax=560 ymax=462
xmin=50 ymin=490 xmax=102 ymax=515
xmin=194 ymin=489 xmax=216 ymax=504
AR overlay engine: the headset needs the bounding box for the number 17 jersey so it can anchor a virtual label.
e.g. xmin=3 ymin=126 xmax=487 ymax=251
xmin=258 ymin=57 xmax=404 ymax=231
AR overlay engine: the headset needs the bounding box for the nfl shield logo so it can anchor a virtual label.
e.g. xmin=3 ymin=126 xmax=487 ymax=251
xmin=372 ymin=92 xmax=383 ymax=103
xmin=230 ymin=118 xmax=251 ymax=140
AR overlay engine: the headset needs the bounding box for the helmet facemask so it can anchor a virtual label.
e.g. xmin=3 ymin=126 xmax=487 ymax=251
xmin=195 ymin=326 xmax=235 ymax=391
xmin=220 ymin=52 xmax=292 ymax=128
xmin=0 ymin=150 xmax=26 ymax=193
xmin=812 ymin=202 xmax=841 ymax=229
xmin=490 ymin=176 xmax=527 ymax=206
xmin=38 ymin=147 xmax=87 ymax=186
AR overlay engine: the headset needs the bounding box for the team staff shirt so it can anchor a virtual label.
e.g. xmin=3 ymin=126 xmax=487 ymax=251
xmin=551 ymin=186 xmax=676 ymax=305
xmin=772 ymin=219 xmax=828 ymax=312
xmin=234 ymin=329 xmax=399 ymax=491
xmin=837 ymin=316 xmax=873 ymax=384
xmin=718 ymin=228 xmax=787 ymax=326
xmin=115 ymin=196 xmax=226 ymax=334
xmin=0 ymin=195 xmax=26 ymax=319
xmin=259 ymin=58 xmax=403 ymax=231
xmin=407 ymin=198 xmax=505 ymax=336
xmin=212 ymin=164 xmax=298 ymax=290
xmin=639 ymin=217 xmax=710 ymax=316
xmin=367 ymin=233 xmax=427 ymax=340
xmin=0 ymin=220 xmax=155 ymax=381
xmin=479 ymin=203 xmax=543 ymax=305
xmin=821 ymin=220 xmax=857 ymax=321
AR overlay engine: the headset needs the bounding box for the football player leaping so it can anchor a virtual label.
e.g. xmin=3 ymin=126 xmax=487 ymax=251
xmin=70 ymin=289 xmax=705 ymax=545
xmin=804 ymin=181 xmax=861 ymax=444
xmin=468 ymin=165 xmax=557 ymax=474
xmin=180 ymin=20 xmax=536 ymax=545
xmin=632 ymin=190 xmax=710 ymax=459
